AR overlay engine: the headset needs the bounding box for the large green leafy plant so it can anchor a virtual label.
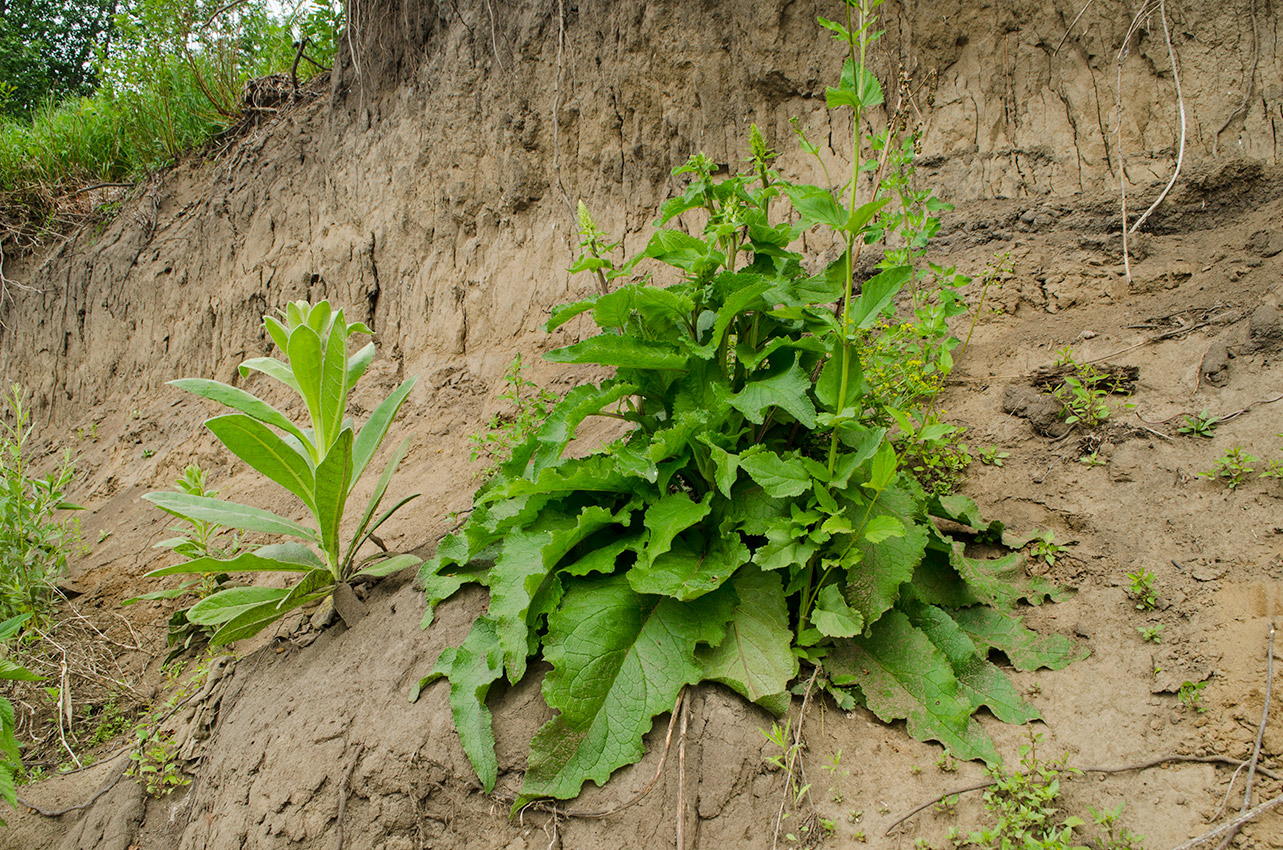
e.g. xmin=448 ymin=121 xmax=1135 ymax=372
xmin=416 ymin=0 xmax=1083 ymax=807
xmin=144 ymin=300 xmax=420 ymax=645
xmin=0 ymin=613 xmax=41 ymax=824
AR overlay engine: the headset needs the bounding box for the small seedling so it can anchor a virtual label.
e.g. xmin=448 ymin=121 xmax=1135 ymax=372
xmin=1200 ymin=446 xmax=1258 ymax=489
xmin=1090 ymin=802 xmax=1145 ymax=850
xmin=1127 ymin=570 xmax=1158 ymax=611
xmin=910 ymin=764 xmax=922 ymax=775
xmin=97 ymin=529 xmax=111 ymax=543
xmin=1029 ymin=531 xmax=1067 ymax=568
xmin=978 ymin=445 xmax=1009 ymax=467
xmin=1136 ymin=624 xmax=1164 ymax=644
xmin=937 ymin=750 xmax=957 ymax=773
xmin=1053 ymin=346 xmax=1077 ymax=367
xmin=1262 ymin=459 xmax=1283 ymax=479
xmin=1178 ymin=680 xmax=1206 ymax=713
xmin=1177 ymin=409 xmax=1217 ymax=438
xmin=1078 ymin=451 xmax=1106 ymax=467
xmin=935 ymin=793 xmax=959 ymax=814
xmin=141 ymin=448 xmax=155 ymax=459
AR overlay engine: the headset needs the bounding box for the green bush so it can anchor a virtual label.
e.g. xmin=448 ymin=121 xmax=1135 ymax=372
xmin=0 ymin=385 xmax=82 ymax=624
xmin=416 ymin=0 xmax=1085 ymax=808
xmin=143 ymin=300 xmax=420 ymax=645
xmin=0 ymin=614 xmax=42 ymax=824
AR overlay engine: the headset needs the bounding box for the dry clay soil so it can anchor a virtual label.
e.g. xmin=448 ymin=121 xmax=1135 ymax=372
xmin=3 ymin=1 xmax=1283 ymax=848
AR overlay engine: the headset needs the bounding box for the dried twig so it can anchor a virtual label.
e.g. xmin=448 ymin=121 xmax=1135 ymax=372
xmin=16 ymin=762 xmax=128 ymax=818
xmin=1168 ymin=791 xmax=1283 ymax=850
xmin=676 ymin=694 xmax=689 ymax=850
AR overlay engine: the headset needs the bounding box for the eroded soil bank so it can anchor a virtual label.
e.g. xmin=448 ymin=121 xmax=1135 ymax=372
xmin=2 ymin=1 xmax=1282 ymax=848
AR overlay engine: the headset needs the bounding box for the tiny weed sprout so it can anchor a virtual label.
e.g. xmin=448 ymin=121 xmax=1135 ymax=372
xmin=127 ymin=729 xmax=190 ymax=797
xmin=1053 ymin=346 xmax=1077 ymax=367
xmin=1200 ymin=446 xmax=1257 ymax=489
xmin=469 ymin=354 xmax=559 ymax=475
xmin=937 ymin=750 xmax=957 ymax=772
xmin=1263 ymin=459 xmax=1283 ymax=479
xmin=1177 ymin=408 xmax=1217 ymax=438
xmin=1028 ymin=531 xmax=1067 ymax=568
xmin=1178 ymin=680 xmax=1207 ymax=713
xmin=1127 ymin=570 xmax=1158 ymax=611
xmin=1078 ymin=451 xmax=1106 ymax=467
xmin=142 ymin=301 xmax=421 ymax=645
xmin=1136 ymin=624 xmax=1164 ymax=643
xmin=978 ymin=445 xmax=1008 ymax=467
xmin=936 ymin=793 xmax=959 ymax=814
xmin=415 ymin=0 xmax=1085 ymax=810
xmin=1090 ymin=803 xmax=1146 ymax=850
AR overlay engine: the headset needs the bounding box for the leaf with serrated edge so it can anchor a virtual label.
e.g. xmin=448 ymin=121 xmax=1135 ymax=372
xmin=739 ymin=450 xmax=811 ymax=499
xmin=950 ymin=606 xmax=1088 ymax=672
xmin=435 ymin=617 xmax=504 ymax=792
xmin=629 ymin=529 xmax=748 ymax=601
xmin=730 ymin=353 xmax=817 ymax=428
xmin=949 ymin=541 xmax=1065 ymax=610
xmin=827 ymin=610 xmax=999 ymax=764
xmin=812 ymin=583 xmax=864 ymax=638
xmin=844 ymin=484 xmax=927 ymax=626
xmin=545 ymin=334 xmax=687 ymax=370
xmin=698 ymin=567 xmax=796 ymax=709
xmin=639 ymin=492 xmax=711 ymax=568
xmin=905 ymin=600 xmax=1039 ymax=724
xmin=521 ymin=575 xmax=730 ymax=802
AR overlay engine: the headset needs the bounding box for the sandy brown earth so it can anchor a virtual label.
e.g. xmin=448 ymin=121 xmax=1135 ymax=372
xmin=1 ymin=1 xmax=1282 ymax=848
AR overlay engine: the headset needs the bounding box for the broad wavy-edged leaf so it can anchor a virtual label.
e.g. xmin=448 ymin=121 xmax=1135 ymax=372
xmin=730 ymin=353 xmax=817 ymax=428
xmin=496 ymin=454 xmax=636 ymax=499
xmin=0 ymin=659 xmax=41 ymax=682
xmin=239 ymin=356 xmax=302 ymax=396
xmin=592 ymin=284 xmax=693 ymax=332
xmin=169 ymin=379 xmax=306 ymax=444
xmin=629 ymin=529 xmax=748 ymax=601
xmin=950 ymin=605 xmax=1088 ymax=672
xmin=145 ymin=544 xmax=320 ymax=578
xmin=754 ymin=516 xmax=819 ymax=572
xmin=697 ymin=567 xmax=796 ymax=711
xmin=314 ymin=429 xmax=354 ymax=562
xmin=187 ymin=586 xmax=291 ymax=626
xmin=287 ymin=324 xmax=325 ymax=443
xmin=639 ymin=492 xmax=711 ymax=569
xmin=641 ymin=228 xmax=713 ymax=272
xmin=948 ymin=542 xmax=1065 ymax=610
xmin=423 ymin=617 xmax=504 ymax=792
xmin=546 ymin=298 xmax=599 ymax=332
xmin=813 ymin=583 xmax=864 ymax=638
xmin=699 ymin=437 xmax=740 ymax=498
xmin=352 ymin=377 xmax=416 ymax=485
xmin=845 ymin=483 xmax=928 ymax=627
xmin=783 ymin=184 xmax=846 ymax=229
xmin=849 ymin=265 xmax=911 ymax=330
xmin=545 ymin=334 xmax=688 ymax=371
xmin=489 ymin=528 xmax=558 ymax=683
xmin=418 ymin=553 xmax=489 ymax=629
xmin=531 ymin=381 xmax=638 ymax=474
xmin=828 ymin=610 xmax=999 ymax=764
xmin=739 ymin=450 xmax=811 ymax=499
xmin=692 ymin=278 xmax=772 ymax=359
xmin=143 ymin=492 xmax=316 ymax=542
xmin=204 ymin=414 xmax=316 ymax=511
xmin=520 ymin=575 xmax=731 ymax=802
xmin=905 ymin=600 xmax=1039 ymax=725
xmin=910 ymin=547 xmax=982 ymax=609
